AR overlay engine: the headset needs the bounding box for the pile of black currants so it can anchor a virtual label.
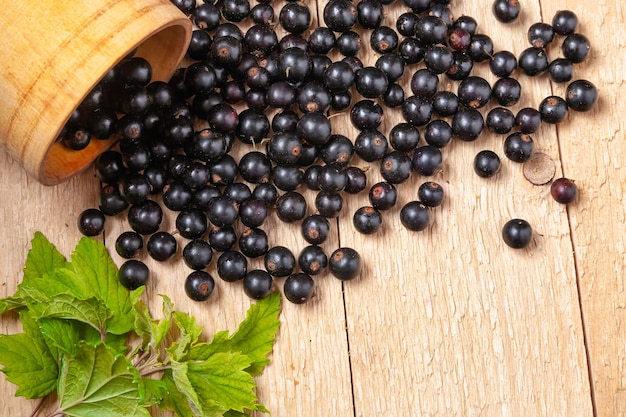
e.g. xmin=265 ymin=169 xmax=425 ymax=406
xmin=75 ymin=0 xmax=597 ymax=303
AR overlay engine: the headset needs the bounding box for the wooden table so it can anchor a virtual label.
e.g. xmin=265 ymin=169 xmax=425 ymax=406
xmin=1 ymin=0 xmax=623 ymax=415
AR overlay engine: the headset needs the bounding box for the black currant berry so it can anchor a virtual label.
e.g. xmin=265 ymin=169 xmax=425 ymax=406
xmin=128 ymin=200 xmax=163 ymax=235
xmin=264 ymin=246 xmax=296 ymax=277
xmin=183 ymin=239 xmax=213 ymax=270
xmin=565 ymin=80 xmax=598 ymax=112
xmin=504 ymin=132 xmax=534 ymax=163
xmin=418 ymin=182 xmax=445 ymax=207
xmin=77 ymin=208 xmax=105 ymax=236
xmin=539 ymin=96 xmax=568 ymax=124
xmin=551 ymin=177 xmax=577 ymax=204
xmin=243 ymin=270 xmax=274 ymax=299
xmin=284 ymin=272 xmax=315 ymax=304
xmin=118 ymin=260 xmax=150 ymax=290
xmin=400 ymin=201 xmax=430 ymax=231
xmin=329 ymin=247 xmax=361 ymax=281
xmin=368 ymin=181 xmax=397 ymax=210
xmin=147 ymin=231 xmax=178 ymax=262
xmin=301 ymin=214 xmax=331 ymax=245
xmin=217 ymin=250 xmax=248 ymax=282
xmin=352 ymin=206 xmax=383 ymax=234
xmin=502 ymin=218 xmax=533 ymax=249
xmin=474 ymin=150 xmax=501 ymax=178
xmin=184 ymin=271 xmax=215 ymax=301
xmin=115 ymin=231 xmax=144 ymax=259
xmin=298 ymin=245 xmax=328 ymax=276
xmin=492 ymin=0 xmax=521 ymax=23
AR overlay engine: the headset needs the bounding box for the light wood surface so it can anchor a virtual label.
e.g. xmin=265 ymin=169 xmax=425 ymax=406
xmin=0 ymin=0 xmax=623 ymax=416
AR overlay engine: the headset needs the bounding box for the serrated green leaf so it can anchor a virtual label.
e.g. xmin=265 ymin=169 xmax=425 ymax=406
xmin=186 ymin=351 xmax=261 ymax=415
xmin=169 ymin=361 xmax=203 ymax=416
xmin=133 ymin=301 xmax=153 ymax=347
xmin=69 ymin=237 xmax=143 ymax=335
xmin=0 ymin=311 xmax=58 ymax=398
xmin=189 ymin=291 xmax=281 ymax=375
xmin=0 ymin=295 xmax=26 ymax=314
xmin=57 ymin=342 xmax=150 ymax=417
xmin=135 ymin=296 xmax=174 ymax=351
xmin=22 ymin=231 xmax=69 ymax=286
xmin=38 ymin=318 xmax=82 ymax=357
xmin=167 ymin=311 xmax=204 ymax=362
xmin=159 ymin=371 xmax=198 ymax=417
xmin=29 ymin=295 xmax=112 ymax=335
xmin=154 ymin=295 xmax=174 ymax=348
xmin=135 ymin=374 xmax=167 ymax=407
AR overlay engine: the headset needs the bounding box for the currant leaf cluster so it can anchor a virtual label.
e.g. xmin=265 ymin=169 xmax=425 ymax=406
xmin=0 ymin=232 xmax=281 ymax=417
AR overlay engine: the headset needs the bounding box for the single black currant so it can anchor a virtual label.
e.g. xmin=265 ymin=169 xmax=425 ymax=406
xmin=77 ymin=208 xmax=105 ymax=236
xmin=284 ymin=272 xmax=315 ymax=304
xmin=400 ymin=201 xmax=430 ymax=231
xmin=502 ymin=218 xmax=533 ymax=249
xmin=352 ymin=206 xmax=383 ymax=234
xmin=551 ymin=177 xmax=577 ymax=204
xmin=329 ymin=247 xmax=361 ymax=280
xmin=243 ymin=270 xmax=274 ymax=299
xmin=118 ymin=259 xmax=150 ymax=290
xmin=184 ymin=271 xmax=215 ymax=301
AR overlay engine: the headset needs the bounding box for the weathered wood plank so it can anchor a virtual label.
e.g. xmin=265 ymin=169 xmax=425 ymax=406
xmin=540 ymin=0 xmax=626 ymax=415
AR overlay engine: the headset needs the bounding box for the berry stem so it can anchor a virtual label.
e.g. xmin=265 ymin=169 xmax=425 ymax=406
xmin=28 ymin=397 xmax=48 ymax=417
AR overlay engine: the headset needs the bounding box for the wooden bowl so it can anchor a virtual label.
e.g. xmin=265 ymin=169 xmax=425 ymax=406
xmin=0 ymin=0 xmax=192 ymax=185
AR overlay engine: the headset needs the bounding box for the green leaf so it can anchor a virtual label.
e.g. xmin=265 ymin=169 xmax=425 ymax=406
xmin=159 ymin=371 xmax=198 ymax=417
xmin=69 ymin=237 xmax=144 ymax=335
xmin=38 ymin=318 xmax=82 ymax=357
xmin=169 ymin=361 xmax=203 ymax=416
xmin=167 ymin=311 xmax=204 ymax=362
xmin=57 ymin=342 xmax=150 ymax=417
xmin=0 ymin=295 xmax=26 ymax=314
xmin=189 ymin=292 xmax=281 ymax=375
xmin=22 ymin=231 xmax=69 ymax=286
xmin=135 ymin=296 xmax=174 ymax=350
xmin=29 ymin=295 xmax=112 ymax=335
xmin=186 ymin=351 xmax=261 ymax=415
xmin=135 ymin=375 xmax=167 ymax=407
xmin=0 ymin=311 xmax=58 ymax=398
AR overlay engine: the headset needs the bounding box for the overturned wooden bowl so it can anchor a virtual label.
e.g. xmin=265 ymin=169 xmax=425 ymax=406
xmin=0 ymin=0 xmax=192 ymax=185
